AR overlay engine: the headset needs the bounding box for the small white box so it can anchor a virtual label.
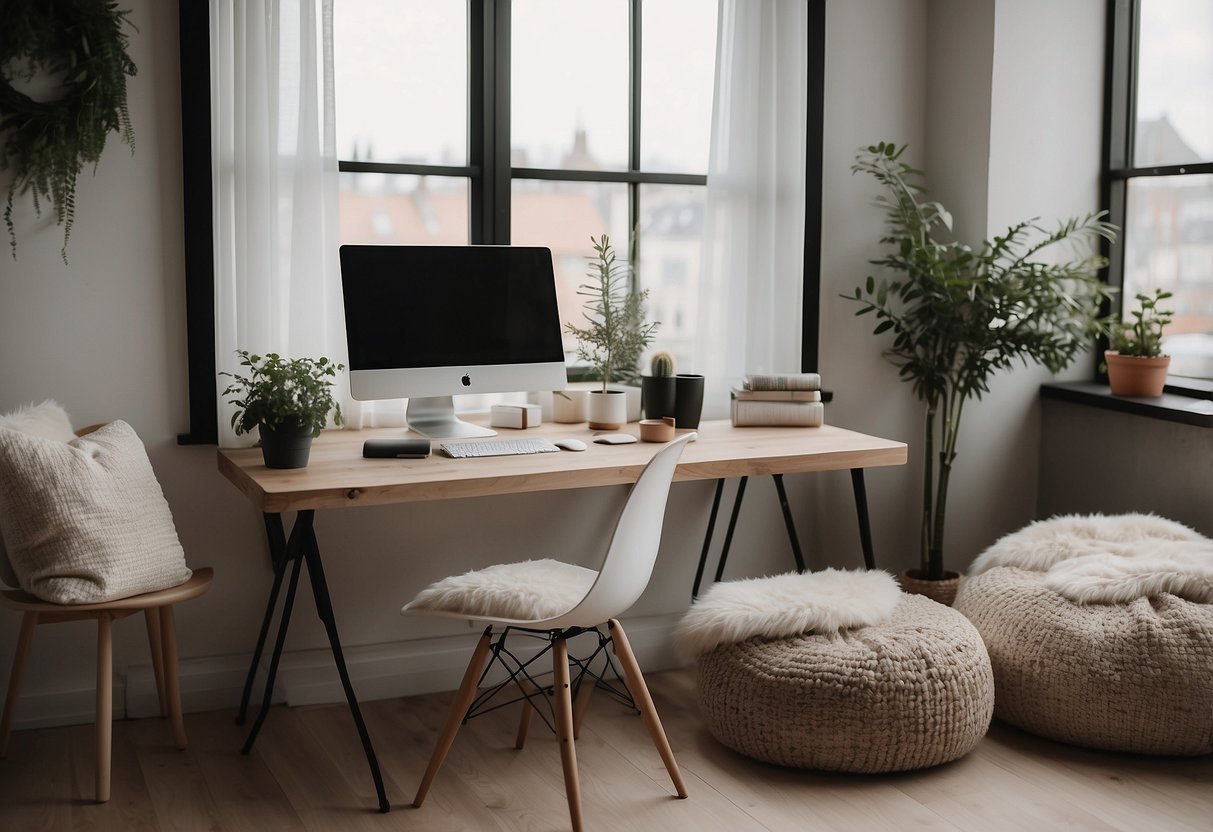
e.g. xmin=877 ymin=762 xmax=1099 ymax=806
xmin=490 ymin=403 xmax=543 ymax=429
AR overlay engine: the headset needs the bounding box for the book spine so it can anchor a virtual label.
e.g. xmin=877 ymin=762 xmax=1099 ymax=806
xmin=730 ymin=400 xmax=824 ymax=427
xmin=743 ymin=373 xmax=822 ymax=391
xmin=732 ymin=389 xmax=822 ymax=402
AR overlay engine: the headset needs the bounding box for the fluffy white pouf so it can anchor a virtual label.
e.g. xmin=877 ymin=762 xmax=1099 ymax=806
xmin=956 ymin=513 xmax=1213 ymax=755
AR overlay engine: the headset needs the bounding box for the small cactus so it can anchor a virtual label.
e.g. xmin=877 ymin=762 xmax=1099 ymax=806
xmin=649 ymin=351 xmax=675 ymax=377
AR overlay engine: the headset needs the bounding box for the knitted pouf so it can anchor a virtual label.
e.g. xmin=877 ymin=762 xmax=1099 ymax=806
xmin=955 ymin=514 xmax=1213 ymax=756
xmin=694 ymin=593 xmax=994 ymax=772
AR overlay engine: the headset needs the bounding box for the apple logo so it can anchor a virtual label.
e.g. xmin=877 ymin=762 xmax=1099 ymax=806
xmin=461 ymin=373 xmax=471 ymax=387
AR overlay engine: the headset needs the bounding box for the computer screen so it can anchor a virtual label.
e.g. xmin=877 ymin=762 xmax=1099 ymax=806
xmin=339 ymin=245 xmax=567 ymax=438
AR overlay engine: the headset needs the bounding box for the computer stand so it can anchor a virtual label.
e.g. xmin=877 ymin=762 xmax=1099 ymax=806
xmin=406 ymin=395 xmax=496 ymax=439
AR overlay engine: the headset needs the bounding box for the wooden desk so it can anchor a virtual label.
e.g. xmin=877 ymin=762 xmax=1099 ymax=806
xmin=217 ymin=418 xmax=905 ymax=812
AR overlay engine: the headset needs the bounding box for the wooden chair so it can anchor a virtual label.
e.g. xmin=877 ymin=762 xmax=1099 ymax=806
xmin=401 ymin=433 xmax=694 ymax=832
xmin=0 ymin=423 xmax=213 ymax=803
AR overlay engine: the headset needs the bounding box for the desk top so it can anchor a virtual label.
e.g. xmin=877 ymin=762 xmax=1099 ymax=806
xmin=217 ymin=419 xmax=907 ymax=513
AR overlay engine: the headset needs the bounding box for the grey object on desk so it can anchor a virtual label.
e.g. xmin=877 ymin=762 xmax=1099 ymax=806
xmin=593 ymin=433 xmax=639 ymax=445
xmin=553 ymin=438 xmax=587 ymax=451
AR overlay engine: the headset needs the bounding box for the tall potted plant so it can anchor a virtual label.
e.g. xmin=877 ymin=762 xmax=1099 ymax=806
xmin=847 ymin=142 xmax=1115 ymax=602
xmin=567 ymin=235 xmax=659 ymax=430
xmin=220 ymin=350 xmax=345 ymax=469
xmin=1105 ymin=288 xmax=1174 ymax=397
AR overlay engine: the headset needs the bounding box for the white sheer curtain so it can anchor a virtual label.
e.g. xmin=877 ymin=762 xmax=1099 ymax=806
xmin=210 ymin=0 xmax=397 ymax=446
xmin=696 ymin=0 xmax=808 ymax=417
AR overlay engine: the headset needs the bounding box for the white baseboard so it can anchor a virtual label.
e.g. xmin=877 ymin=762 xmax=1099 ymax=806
xmin=11 ymin=613 xmax=689 ymax=731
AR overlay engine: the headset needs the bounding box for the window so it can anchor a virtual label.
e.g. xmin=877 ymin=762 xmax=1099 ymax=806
xmin=331 ymin=0 xmax=717 ymax=369
xmin=1105 ymin=0 xmax=1213 ymax=386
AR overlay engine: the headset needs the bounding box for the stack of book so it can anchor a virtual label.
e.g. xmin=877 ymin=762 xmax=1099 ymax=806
xmin=731 ymin=373 xmax=824 ymax=427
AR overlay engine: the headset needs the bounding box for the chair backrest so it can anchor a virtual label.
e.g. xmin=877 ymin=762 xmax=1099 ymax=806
xmin=542 ymin=432 xmax=693 ymax=629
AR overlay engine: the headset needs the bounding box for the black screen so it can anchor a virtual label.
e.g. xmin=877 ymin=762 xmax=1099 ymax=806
xmin=339 ymin=245 xmax=565 ymax=370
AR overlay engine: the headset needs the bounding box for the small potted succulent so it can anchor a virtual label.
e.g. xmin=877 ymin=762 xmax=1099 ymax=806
xmin=1104 ymin=289 xmax=1174 ymax=397
xmin=220 ymin=350 xmax=345 ymax=468
xmin=566 ymin=235 xmax=659 ymax=430
xmin=641 ymin=351 xmax=677 ymax=420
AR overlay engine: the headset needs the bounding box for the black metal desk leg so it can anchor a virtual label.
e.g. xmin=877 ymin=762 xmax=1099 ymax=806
xmin=299 ymin=515 xmax=390 ymax=813
xmin=241 ymin=547 xmax=303 ymax=754
xmin=236 ymin=514 xmax=290 ymax=725
xmin=692 ymin=479 xmax=727 ymax=600
xmin=771 ymin=474 xmax=807 ymax=573
xmin=850 ymin=469 xmax=876 ymax=570
xmin=713 ymin=476 xmax=749 ymax=584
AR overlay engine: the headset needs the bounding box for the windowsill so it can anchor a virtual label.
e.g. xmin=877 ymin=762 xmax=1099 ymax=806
xmin=1040 ymin=381 xmax=1213 ymax=428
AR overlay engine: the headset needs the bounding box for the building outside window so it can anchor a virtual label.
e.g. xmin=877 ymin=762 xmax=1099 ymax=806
xmin=1106 ymin=0 xmax=1213 ymax=382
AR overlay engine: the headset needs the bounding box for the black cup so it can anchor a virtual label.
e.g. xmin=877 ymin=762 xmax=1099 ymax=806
xmin=673 ymin=374 xmax=705 ymax=429
xmin=641 ymin=375 xmax=677 ymax=420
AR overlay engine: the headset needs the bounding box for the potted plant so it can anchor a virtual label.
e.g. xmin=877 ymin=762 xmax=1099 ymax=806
xmin=642 ymin=351 xmax=677 ymax=420
xmin=220 ymin=350 xmax=345 ymax=469
xmin=1104 ymin=289 xmax=1174 ymax=397
xmin=566 ymin=235 xmax=659 ymax=430
xmin=847 ymin=141 xmax=1115 ymax=604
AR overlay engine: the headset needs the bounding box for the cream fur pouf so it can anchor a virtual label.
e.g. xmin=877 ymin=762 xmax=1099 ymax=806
xmin=955 ymin=513 xmax=1213 ymax=756
xmin=683 ymin=571 xmax=994 ymax=772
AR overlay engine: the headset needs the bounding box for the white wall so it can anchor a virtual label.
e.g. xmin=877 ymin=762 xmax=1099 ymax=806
xmin=0 ymin=0 xmax=1112 ymax=728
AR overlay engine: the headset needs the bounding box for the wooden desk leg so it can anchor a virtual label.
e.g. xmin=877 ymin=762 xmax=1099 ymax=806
xmin=850 ymin=468 xmax=877 ymax=570
xmin=691 ymin=479 xmax=726 ymax=599
xmin=236 ymin=513 xmax=290 ymax=726
xmin=772 ymin=474 xmax=807 ymax=574
xmin=298 ymin=515 xmax=390 ymax=814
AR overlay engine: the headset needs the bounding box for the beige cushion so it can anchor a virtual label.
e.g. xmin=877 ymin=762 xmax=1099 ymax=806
xmin=404 ymin=558 xmax=596 ymax=621
xmin=0 ymin=420 xmax=192 ymax=604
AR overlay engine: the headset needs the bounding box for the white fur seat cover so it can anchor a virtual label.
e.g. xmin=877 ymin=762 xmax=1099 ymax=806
xmin=955 ymin=513 xmax=1213 ymax=756
xmin=684 ymin=571 xmax=993 ymax=773
xmin=404 ymin=559 xmax=596 ymax=621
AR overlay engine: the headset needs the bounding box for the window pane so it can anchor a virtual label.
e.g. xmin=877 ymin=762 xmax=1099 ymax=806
xmin=512 ymin=1 xmax=629 ymax=171
xmin=334 ymin=1 xmax=467 ymax=165
xmin=511 ymin=180 xmax=629 ymax=354
xmin=1123 ymin=174 xmax=1213 ymax=379
xmin=641 ymin=0 xmax=717 ymax=173
xmin=339 ymin=173 xmax=469 ymax=244
xmin=1134 ymin=0 xmax=1213 ymax=166
xmin=638 ymin=184 xmax=706 ymax=373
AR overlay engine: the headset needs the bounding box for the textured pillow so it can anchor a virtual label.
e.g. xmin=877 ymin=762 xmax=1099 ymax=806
xmin=675 ymin=568 xmax=902 ymax=657
xmin=0 ymin=420 xmax=192 ymax=604
xmin=403 ymin=558 xmax=597 ymax=621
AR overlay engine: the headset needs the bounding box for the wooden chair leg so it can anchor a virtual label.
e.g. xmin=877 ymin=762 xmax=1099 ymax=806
xmin=413 ymin=628 xmax=494 ymax=808
xmin=1 ymin=611 xmax=38 ymax=758
xmin=96 ymin=612 xmax=113 ymax=803
xmin=552 ymin=637 xmax=583 ymax=832
xmin=608 ymin=619 xmax=687 ymax=798
xmin=515 ymin=679 xmax=536 ymax=750
xmin=572 ymin=672 xmax=595 ymax=740
xmin=144 ymin=607 xmax=168 ymax=718
xmin=159 ymin=606 xmax=188 ymax=749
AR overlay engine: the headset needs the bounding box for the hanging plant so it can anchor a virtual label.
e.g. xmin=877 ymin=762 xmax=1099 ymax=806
xmin=0 ymin=1 xmax=137 ymax=261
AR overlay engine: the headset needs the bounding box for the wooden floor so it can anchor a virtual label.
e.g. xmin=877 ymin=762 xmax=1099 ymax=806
xmin=1 ymin=667 xmax=1209 ymax=831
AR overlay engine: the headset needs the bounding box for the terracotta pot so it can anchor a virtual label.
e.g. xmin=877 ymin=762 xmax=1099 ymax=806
xmin=1105 ymin=351 xmax=1170 ymax=397
xmin=898 ymin=568 xmax=961 ymax=606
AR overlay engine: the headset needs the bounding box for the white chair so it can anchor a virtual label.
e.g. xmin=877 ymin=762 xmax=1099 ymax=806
xmin=401 ymin=432 xmax=694 ymax=832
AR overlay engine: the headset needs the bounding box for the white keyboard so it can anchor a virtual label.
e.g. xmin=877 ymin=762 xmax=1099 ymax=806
xmin=440 ymin=437 xmax=560 ymax=459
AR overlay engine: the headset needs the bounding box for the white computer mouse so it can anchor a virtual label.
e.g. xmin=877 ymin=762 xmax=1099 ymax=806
xmin=592 ymin=433 xmax=638 ymax=445
xmin=553 ymin=438 xmax=588 ymax=451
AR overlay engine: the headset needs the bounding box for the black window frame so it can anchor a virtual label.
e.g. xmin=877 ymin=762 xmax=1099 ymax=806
xmin=1102 ymin=0 xmax=1213 ymax=398
xmin=177 ymin=0 xmax=826 ymax=444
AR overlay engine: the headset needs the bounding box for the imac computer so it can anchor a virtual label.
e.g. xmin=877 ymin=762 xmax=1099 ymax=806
xmin=339 ymin=244 xmax=568 ymax=439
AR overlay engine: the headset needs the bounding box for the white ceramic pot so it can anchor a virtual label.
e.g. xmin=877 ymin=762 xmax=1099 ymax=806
xmin=552 ymin=389 xmax=589 ymax=423
xmin=587 ymin=390 xmax=627 ymax=430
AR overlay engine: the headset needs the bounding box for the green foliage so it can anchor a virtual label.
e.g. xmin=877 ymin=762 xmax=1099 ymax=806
xmin=649 ymin=351 xmax=676 ymax=377
xmin=566 ymin=235 xmax=659 ymax=392
xmin=1110 ymin=289 xmax=1173 ymax=357
xmin=220 ymin=351 xmax=345 ymax=438
xmin=0 ymin=1 xmax=137 ymax=261
xmin=846 ymin=141 xmax=1115 ymax=579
